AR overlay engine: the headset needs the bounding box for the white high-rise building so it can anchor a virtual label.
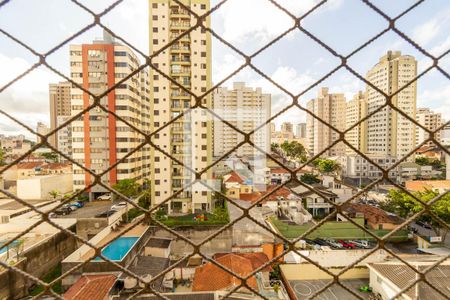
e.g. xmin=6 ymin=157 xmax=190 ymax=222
xmin=306 ymin=87 xmax=346 ymax=157
xmin=69 ymin=31 xmax=151 ymax=197
xmin=36 ymin=122 xmax=50 ymax=144
xmin=415 ymin=108 xmax=442 ymax=146
xmin=345 ymin=91 xmax=367 ymax=155
xmin=213 ymin=82 xmax=271 ymax=157
xmin=366 ymin=51 xmax=417 ymax=158
xmin=295 ymin=123 xmax=306 ymax=139
xmin=149 ymin=0 xmax=212 ymax=214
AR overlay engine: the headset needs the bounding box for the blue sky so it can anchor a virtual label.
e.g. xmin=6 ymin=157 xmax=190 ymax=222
xmin=0 ymin=0 xmax=448 ymax=138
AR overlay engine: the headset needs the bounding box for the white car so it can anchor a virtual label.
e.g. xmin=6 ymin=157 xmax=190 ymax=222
xmin=111 ymin=201 xmax=127 ymax=211
xmin=97 ymin=194 xmax=112 ymax=201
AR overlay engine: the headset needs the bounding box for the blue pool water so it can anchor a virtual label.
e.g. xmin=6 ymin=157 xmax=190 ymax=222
xmin=94 ymin=237 xmax=139 ymax=261
xmin=0 ymin=240 xmax=20 ymax=254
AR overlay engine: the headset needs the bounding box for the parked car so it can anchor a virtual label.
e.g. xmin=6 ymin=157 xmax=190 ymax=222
xmin=325 ymin=239 xmax=343 ymax=249
xmin=338 ymin=240 xmax=356 ymax=249
xmin=314 ymin=238 xmax=329 ymax=246
xmin=97 ymin=194 xmax=112 ymax=201
xmin=69 ymin=201 xmax=84 ymax=208
xmin=54 ymin=207 xmax=71 ymax=216
xmin=349 ymin=240 xmax=370 ymax=249
xmin=62 ymin=204 xmax=77 ymax=211
xmin=95 ymin=210 xmax=116 ymax=218
xmin=111 ymin=201 xmax=127 ymax=211
xmin=416 ymin=221 xmax=433 ymax=230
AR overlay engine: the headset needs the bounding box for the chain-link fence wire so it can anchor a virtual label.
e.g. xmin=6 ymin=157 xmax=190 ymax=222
xmin=0 ymin=0 xmax=449 ymax=299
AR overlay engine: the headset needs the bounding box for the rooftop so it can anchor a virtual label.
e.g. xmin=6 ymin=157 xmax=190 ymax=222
xmin=192 ymin=252 xmax=271 ymax=292
xmin=343 ymin=203 xmax=404 ymax=225
xmin=64 ymin=274 xmax=117 ymax=300
xmin=287 ymin=279 xmax=371 ymax=300
xmin=146 ymin=237 xmax=172 ymax=248
xmin=405 ymin=180 xmax=450 ymax=191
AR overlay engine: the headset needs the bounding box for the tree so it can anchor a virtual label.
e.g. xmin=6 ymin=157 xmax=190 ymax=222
xmin=313 ymin=158 xmax=341 ymax=174
xmin=48 ymin=190 xmax=60 ymax=200
xmin=271 ymin=143 xmax=279 ymax=153
xmin=415 ymin=157 xmax=444 ymax=169
xmin=280 ymin=141 xmax=307 ymax=162
xmin=383 ymin=189 xmax=450 ymax=241
xmin=41 ymin=152 xmax=59 ymax=163
xmin=300 ymin=173 xmax=320 ymax=184
xmin=0 ymin=148 xmax=5 ymax=166
xmin=112 ymin=179 xmax=140 ymax=198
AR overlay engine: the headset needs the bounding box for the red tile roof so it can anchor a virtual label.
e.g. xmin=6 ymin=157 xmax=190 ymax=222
xmin=64 ymin=274 xmax=116 ymax=300
xmin=16 ymin=162 xmax=44 ymax=169
xmin=192 ymin=253 xmax=270 ymax=292
xmin=270 ymin=167 xmax=290 ymax=174
xmin=224 ymin=171 xmax=244 ymax=184
xmin=343 ymin=204 xmax=403 ymax=225
xmin=405 ymin=180 xmax=450 ymax=192
xmin=239 ymin=185 xmax=292 ymax=203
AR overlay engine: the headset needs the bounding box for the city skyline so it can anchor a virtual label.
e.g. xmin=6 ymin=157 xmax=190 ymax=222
xmin=0 ymin=0 xmax=449 ymax=138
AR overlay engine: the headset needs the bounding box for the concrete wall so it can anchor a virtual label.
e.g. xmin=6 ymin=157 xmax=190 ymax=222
xmin=17 ymin=174 xmax=73 ymax=200
xmin=0 ymin=227 xmax=77 ymax=299
xmin=151 ymin=225 xmax=233 ymax=256
xmin=284 ymin=249 xmax=389 ymax=268
xmin=280 ymin=263 xmax=370 ymax=281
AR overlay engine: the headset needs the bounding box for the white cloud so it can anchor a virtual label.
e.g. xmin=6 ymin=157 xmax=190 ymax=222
xmin=412 ymin=8 xmax=450 ymax=46
xmin=418 ymin=86 xmax=450 ymax=121
xmin=217 ymin=0 xmax=342 ymax=45
xmin=0 ymin=53 xmax=59 ymax=137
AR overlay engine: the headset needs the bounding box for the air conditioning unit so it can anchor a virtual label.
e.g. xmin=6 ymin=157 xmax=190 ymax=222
xmin=0 ymin=215 xmax=10 ymax=224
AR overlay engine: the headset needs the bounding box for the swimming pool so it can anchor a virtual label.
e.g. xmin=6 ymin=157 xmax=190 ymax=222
xmin=0 ymin=240 xmax=21 ymax=254
xmin=94 ymin=237 xmax=139 ymax=261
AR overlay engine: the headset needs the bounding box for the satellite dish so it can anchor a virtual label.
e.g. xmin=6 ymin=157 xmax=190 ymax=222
xmin=124 ymin=277 xmax=138 ymax=289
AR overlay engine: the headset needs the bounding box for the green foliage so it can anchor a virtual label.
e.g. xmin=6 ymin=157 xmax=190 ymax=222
xmin=29 ymin=264 xmax=62 ymax=296
xmin=112 ymin=179 xmax=140 ymax=198
xmin=300 ymin=173 xmax=320 ymax=184
xmin=161 ymin=212 xmax=229 ymax=227
xmin=0 ymin=148 xmax=5 ymax=166
xmin=269 ymin=264 xmax=282 ymax=281
xmin=212 ymin=205 xmax=229 ymax=222
xmin=270 ymin=217 xmax=409 ymax=241
xmin=312 ymin=158 xmax=341 ymax=174
xmin=155 ymin=208 xmax=167 ymax=220
xmin=48 ymin=190 xmax=60 ymax=200
xmin=41 ymin=152 xmax=59 ymax=163
xmin=280 ymin=141 xmax=307 ymax=162
xmin=383 ymin=189 xmax=450 ymax=239
xmin=126 ymin=208 xmax=144 ymax=222
xmin=415 ymin=157 xmax=444 ymax=169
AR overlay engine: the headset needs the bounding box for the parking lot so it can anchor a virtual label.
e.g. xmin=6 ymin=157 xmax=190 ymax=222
xmin=58 ymin=201 xmax=114 ymax=219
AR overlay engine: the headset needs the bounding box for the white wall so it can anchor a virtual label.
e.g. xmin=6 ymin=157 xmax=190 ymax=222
xmin=17 ymin=174 xmax=73 ymax=200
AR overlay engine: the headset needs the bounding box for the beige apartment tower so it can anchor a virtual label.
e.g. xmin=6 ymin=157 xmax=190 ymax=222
xmin=366 ymin=51 xmax=417 ymax=158
xmin=149 ymin=0 xmax=212 ymax=214
xmin=49 ymin=81 xmax=72 ymax=149
xmin=213 ymin=82 xmax=271 ymax=157
xmin=415 ymin=108 xmax=442 ymax=147
xmin=345 ymin=91 xmax=367 ymax=154
xmin=69 ymin=31 xmax=151 ymax=196
xmin=306 ymin=87 xmax=346 ymax=157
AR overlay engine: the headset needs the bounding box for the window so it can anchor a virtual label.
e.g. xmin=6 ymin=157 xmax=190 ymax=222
xmin=201 ymin=4 xmax=206 ymax=9
xmin=152 ymin=15 xmax=158 ymax=20
xmin=153 ymin=39 xmax=158 ymax=45
xmin=152 ymin=3 xmax=157 ymax=8
xmin=153 ymin=27 xmax=158 ymax=33
xmin=201 ymin=52 xmax=206 ymax=57
xmin=155 ymin=168 xmax=160 ymax=173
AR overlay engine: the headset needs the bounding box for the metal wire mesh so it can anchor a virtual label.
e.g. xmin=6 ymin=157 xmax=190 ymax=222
xmin=0 ymin=0 xmax=449 ymax=299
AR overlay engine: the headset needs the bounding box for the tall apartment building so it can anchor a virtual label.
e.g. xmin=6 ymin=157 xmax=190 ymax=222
xmin=281 ymin=122 xmax=293 ymax=134
xmin=49 ymin=81 xmax=72 ymax=149
xmin=69 ymin=31 xmax=151 ymax=197
xmin=415 ymin=108 xmax=442 ymax=146
xmin=55 ymin=116 xmax=72 ymax=162
xmin=149 ymin=0 xmax=212 ymax=214
xmin=366 ymin=51 xmax=417 ymax=158
xmin=295 ymin=123 xmax=306 ymax=139
xmin=213 ymin=82 xmax=271 ymax=157
xmin=345 ymin=91 xmax=367 ymax=154
xmin=306 ymin=88 xmax=346 ymax=157
xmin=36 ymin=122 xmax=50 ymax=144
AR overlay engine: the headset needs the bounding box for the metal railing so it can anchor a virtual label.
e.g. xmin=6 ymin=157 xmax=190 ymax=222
xmin=0 ymin=0 xmax=449 ymax=300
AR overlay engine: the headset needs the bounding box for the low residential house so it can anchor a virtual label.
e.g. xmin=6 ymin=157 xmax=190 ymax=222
xmin=270 ymin=168 xmax=291 ymax=184
xmin=290 ymin=183 xmax=338 ymax=217
xmin=337 ymin=154 xmax=398 ymax=181
xmin=193 ymin=252 xmax=284 ymax=298
xmin=342 ymin=204 xmax=404 ymax=230
xmin=405 ymin=180 xmax=450 ymax=193
xmin=16 ymin=162 xmax=72 ymax=180
xmin=367 ymin=257 xmax=450 ymax=300
xmin=223 ymin=171 xmax=254 ymax=200
xmin=322 ymin=175 xmax=357 ymax=203
xmin=397 ymin=162 xmax=438 ymax=184
xmin=415 ymin=145 xmax=442 ymax=160
xmin=64 ymin=274 xmax=117 ymax=300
